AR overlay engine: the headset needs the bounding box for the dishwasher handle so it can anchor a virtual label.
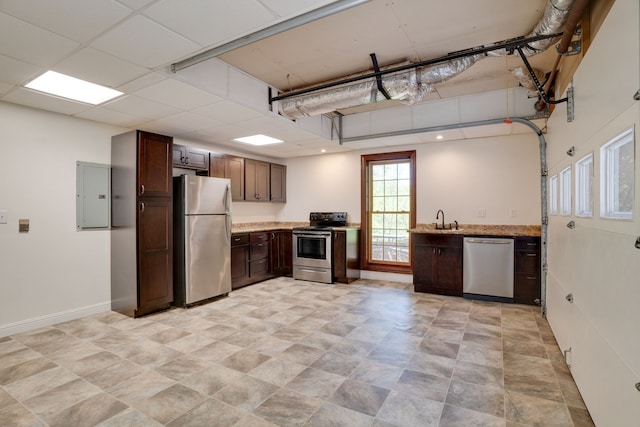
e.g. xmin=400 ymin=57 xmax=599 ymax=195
xmin=465 ymin=238 xmax=512 ymax=244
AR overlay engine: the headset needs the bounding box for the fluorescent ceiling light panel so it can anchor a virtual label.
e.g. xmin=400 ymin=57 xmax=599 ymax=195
xmin=234 ymin=134 xmax=283 ymax=146
xmin=25 ymin=71 xmax=123 ymax=105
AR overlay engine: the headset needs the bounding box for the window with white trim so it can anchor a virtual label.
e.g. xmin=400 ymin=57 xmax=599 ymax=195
xmin=560 ymin=166 xmax=572 ymax=216
xmin=575 ymin=153 xmax=593 ymax=217
xmin=549 ymin=175 xmax=558 ymax=215
xmin=600 ymin=128 xmax=635 ymax=219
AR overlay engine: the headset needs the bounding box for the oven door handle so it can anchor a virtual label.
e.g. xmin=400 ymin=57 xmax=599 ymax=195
xmin=294 ymin=233 xmax=332 ymax=238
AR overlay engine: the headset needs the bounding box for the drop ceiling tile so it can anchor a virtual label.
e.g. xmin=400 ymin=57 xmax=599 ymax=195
xmin=259 ymin=0 xmax=334 ymax=17
xmin=196 ymin=123 xmax=248 ymax=141
xmin=193 ymin=100 xmax=262 ymax=123
xmin=369 ymin=105 xmax=412 ymax=135
xmin=74 ymin=106 xmax=146 ymax=128
xmin=461 ymin=123 xmax=512 ymax=139
xmin=143 ymin=111 xmax=221 ymax=135
xmin=91 ymin=15 xmax=200 ymax=68
xmin=0 ymin=82 xmax=14 ymax=95
xmin=0 ymin=0 xmax=131 ymax=42
xmin=117 ymin=0 xmax=156 ymax=10
xmin=0 ymin=12 xmax=79 ymax=67
xmin=144 ymin=0 xmax=276 ymax=47
xmin=3 ymin=87 xmax=91 ymax=115
xmin=134 ymin=78 xmax=223 ymax=111
xmin=102 ymin=94 xmax=181 ymax=120
xmin=53 ymin=48 xmax=148 ymax=88
xmin=173 ymin=58 xmax=229 ymax=98
xmin=117 ymin=72 xmax=167 ymax=93
xmin=0 ymin=54 xmax=43 ymax=85
xmin=411 ymin=98 xmax=461 ymax=129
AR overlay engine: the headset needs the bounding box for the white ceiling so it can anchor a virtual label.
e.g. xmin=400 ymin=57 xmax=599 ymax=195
xmin=0 ymin=0 xmax=559 ymax=159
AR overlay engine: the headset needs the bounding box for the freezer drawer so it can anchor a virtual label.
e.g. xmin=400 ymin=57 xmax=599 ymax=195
xmin=463 ymin=237 xmax=514 ymax=301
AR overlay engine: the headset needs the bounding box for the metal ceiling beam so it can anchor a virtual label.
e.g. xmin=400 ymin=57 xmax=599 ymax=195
xmin=171 ymin=0 xmax=372 ymax=73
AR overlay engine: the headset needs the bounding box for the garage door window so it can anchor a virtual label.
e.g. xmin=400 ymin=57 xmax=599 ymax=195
xmin=600 ymin=128 xmax=634 ymax=219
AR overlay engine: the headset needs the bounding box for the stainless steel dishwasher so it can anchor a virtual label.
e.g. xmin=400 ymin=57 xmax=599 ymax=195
xmin=463 ymin=237 xmax=514 ymax=302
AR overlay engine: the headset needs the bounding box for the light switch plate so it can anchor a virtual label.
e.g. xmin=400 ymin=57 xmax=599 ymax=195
xmin=477 ymin=208 xmax=486 ymax=217
xmin=0 ymin=210 xmax=7 ymax=224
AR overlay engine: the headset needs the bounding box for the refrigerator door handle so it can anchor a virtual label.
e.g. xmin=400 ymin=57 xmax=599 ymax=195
xmin=224 ymin=184 xmax=231 ymax=215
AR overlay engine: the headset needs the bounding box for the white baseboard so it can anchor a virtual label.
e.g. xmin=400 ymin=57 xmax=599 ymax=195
xmin=0 ymin=302 xmax=112 ymax=338
xmin=359 ymin=270 xmax=413 ymax=284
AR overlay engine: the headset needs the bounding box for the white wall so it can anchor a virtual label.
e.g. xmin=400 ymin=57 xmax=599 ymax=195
xmin=545 ymin=0 xmax=640 ymax=424
xmin=0 ymin=102 xmax=126 ymax=336
xmin=280 ymin=133 xmax=542 ymax=226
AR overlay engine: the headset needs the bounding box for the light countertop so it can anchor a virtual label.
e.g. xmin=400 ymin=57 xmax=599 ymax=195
xmin=409 ymin=223 xmax=541 ymax=237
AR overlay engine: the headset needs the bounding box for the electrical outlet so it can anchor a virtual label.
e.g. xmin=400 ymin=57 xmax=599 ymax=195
xmin=0 ymin=210 xmax=7 ymax=224
xmin=511 ymin=209 xmax=518 ymax=217
xmin=476 ymin=208 xmax=486 ymax=217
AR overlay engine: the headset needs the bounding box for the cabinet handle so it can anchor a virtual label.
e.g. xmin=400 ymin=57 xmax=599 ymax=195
xmin=257 ymin=243 xmax=263 ymax=247
xmin=140 ymin=184 xmax=145 ymax=195
xmin=526 ymin=276 xmax=537 ymax=280
xmin=139 ymin=202 xmax=145 ymax=213
xmin=184 ymin=156 xmax=189 ymax=164
xmin=526 ymin=253 xmax=537 ymax=257
xmin=526 ymin=242 xmax=537 ymax=246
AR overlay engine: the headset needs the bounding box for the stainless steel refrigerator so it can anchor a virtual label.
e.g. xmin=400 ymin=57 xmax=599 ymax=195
xmin=173 ymin=175 xmax=232 ymax=307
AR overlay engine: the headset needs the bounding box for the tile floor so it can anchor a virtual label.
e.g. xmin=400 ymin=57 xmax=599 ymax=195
xmin=0 ymin=278 xmax=594 ymax=426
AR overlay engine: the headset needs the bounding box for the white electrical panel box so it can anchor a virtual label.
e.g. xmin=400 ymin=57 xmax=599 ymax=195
xmin=76 ymin=161 xmax=110 ymax=230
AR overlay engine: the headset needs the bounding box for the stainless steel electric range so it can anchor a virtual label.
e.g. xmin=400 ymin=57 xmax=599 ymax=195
xmin=292 ymin=212 xmax=347 ymax=284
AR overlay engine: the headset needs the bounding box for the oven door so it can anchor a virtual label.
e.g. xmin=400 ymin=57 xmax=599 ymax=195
xmin=292 ymin=231 xmax=332 ymax=269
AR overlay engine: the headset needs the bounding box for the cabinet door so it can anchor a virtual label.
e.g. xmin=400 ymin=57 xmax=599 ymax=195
xmin=333 ymin=230 xmax=347 ymax=280
xmin=225 ymin=156 xmax=245 ymax=201
xmin=137 ymin=198 xmax=173 ymax=316
xmin=209 ymin=154 xmax=226 ymax=178
xmin=270 ymin=231 xmax=292 ymax=276
xmin=270 ymin=163 xmax=286 ymax=202
xmin=412 ymin=244 xmax=436 ymax=293
xmin=183 ymin=147 xmax=209 ymax=170
xmin=172 ymin=144 xmax=185 ymax=166
xmin=245 ymin=159 xmax=270 ymax=201
xmin=434 ymin=246 xmax=463 ymax=296
xmin=138 ymin=131 xmax=172 ymax=198
xmin=231 ymin=245 xmax=250 ymax=289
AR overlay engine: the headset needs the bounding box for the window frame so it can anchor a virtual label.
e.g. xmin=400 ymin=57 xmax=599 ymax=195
xmin=559 ymin=166 xmax=572 ymax=216
xmin=600 ymin=128 xmax=635 ymax=220
xmin=361 ymin=151 xmax=416 ymax=274
xmin=575 ymin=153 xmax=594 ymax=218
xmin=549 ymin=174 xmax=558 ymax=215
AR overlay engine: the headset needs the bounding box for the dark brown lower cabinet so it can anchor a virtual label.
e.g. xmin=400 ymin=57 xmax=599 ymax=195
xmin=231 ymin=234 xmax=250 ymax=290
xmin=333 ymin=229 xmax=360 ymax=283
xmin=270 ymin=230 xmax=292 ymax=276
xmin=137 ymin=198 xmax=173 ymax=316
xmin=514 ymin=236 xmax=542 ymax=305
xmin=412 ymin=234 xmax=463 ymax=296
xmin=111 ymin=130 xmax=173 ymax=318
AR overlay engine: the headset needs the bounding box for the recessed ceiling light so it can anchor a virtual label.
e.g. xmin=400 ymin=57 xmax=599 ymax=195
xmin=233 ymin=134 xmax=283 ymax=146
xmin=321 ymin=149 xmax=327 ymax=153
xmin=436 ymin=135 xmax=444 ymax=140
xmin=25 ymin=71 xmax=123 ymax=105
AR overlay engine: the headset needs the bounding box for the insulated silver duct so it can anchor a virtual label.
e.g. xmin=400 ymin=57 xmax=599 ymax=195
xmin=488 ymin=0 xmax=575 ymax=56
xmin=280 ymin=54 xmax=483 ymax=119
xmin=511 ymin=66 xmax=547 ymax=97
xmin=277 ymin=0 xmax=576 ymax=120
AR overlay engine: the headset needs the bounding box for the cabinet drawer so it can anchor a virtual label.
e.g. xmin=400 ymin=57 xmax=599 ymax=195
xmin=514 ymin=272 xmax=541 ymax=305
xmin=413 ymin=233 xmax=462 ymax=248
xmin=250 ymin=241 xmax=269 ymax=260
xmin=250 ymin=232 xmax=269 ymax=243
xmin=516 ymin=236 xmax=541 ymax=251
xmin=515 ymin=251 xmax=540 ymax=273
xmin=250 ymin=258 xmax=269 ymax=276
xmin=231 ymin=234 xmax=249 ymax=246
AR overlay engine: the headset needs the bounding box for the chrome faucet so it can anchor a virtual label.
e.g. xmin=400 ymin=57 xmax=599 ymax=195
xmin=436 ymin=210 xmax=445 ymax=229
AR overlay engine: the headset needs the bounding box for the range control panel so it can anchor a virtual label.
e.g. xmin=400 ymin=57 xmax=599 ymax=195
xmin=309 ymin=212 xmax=348 ymax=227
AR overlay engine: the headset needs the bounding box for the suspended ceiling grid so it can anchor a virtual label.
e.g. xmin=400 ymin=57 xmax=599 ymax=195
xmin=0 ymin=0 xmax=560 ymax=158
